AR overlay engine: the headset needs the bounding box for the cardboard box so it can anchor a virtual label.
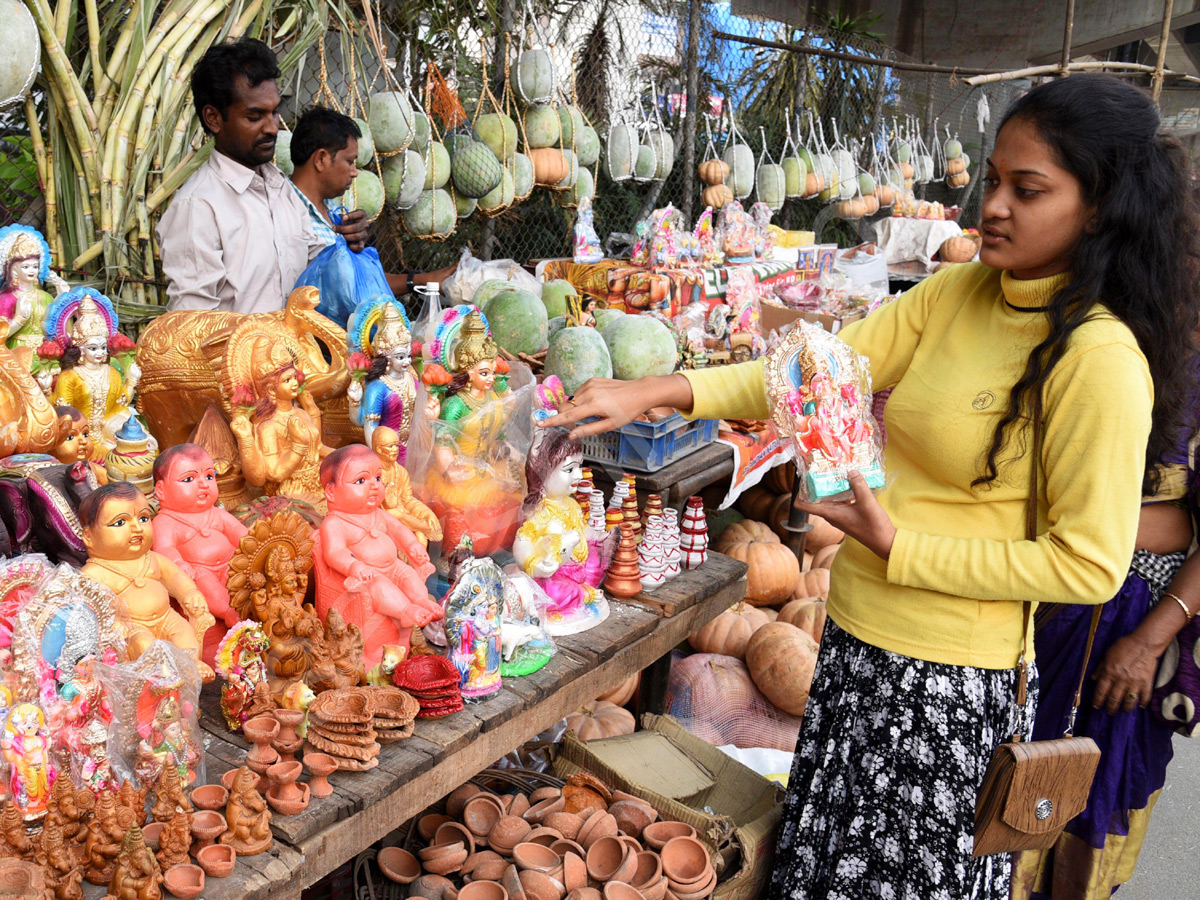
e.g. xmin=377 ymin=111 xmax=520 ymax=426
xmin=553 ymin=714 xmax=783 ymax=900
xmin=759 ymin=301 xmax=866 ymax=336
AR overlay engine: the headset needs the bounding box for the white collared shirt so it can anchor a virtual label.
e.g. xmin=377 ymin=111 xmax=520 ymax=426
xmin=157 ymin=149 xmax=327 ymax=313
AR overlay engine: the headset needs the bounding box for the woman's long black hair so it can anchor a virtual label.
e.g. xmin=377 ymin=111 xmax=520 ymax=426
xmin=977 ymin=75 xmax=1199 ymax=494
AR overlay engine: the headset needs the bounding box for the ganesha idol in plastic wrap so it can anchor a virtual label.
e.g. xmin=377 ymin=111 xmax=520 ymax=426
xmin=764 ymin=320 xmax=885 ymax=501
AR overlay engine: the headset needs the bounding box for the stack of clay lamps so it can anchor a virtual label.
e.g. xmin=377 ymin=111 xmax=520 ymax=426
xmin=272 ymin=708 xmax=306 ymax=763
xmin=363 ymin=685 xmax=420 ymax=742
xmin=304 ymin=688 xmax=381 ymax=772
xmin=391 ymin=655 xmax=465 ymax=717
xmin=378 ymin=774 xmax=714 ymax=900
xmin=265 ymin=760 xmax=311 ymax=816
xmin=241 ymin=715 xmax=279 ymax=792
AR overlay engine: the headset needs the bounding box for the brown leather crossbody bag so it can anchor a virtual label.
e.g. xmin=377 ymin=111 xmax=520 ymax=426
xmin=973 ymin=393 xmax=1103 ymax=858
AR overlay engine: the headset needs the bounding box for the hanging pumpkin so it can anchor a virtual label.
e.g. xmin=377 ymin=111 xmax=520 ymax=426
xmin=702 ymin=184 xmax=733 ymax=210
xmin=698 ymin=159 xmax=729 ymax=185
xmin=595 ymin=673 xmax=640 ymax=708
xmin=529 ymin=148 xmax=570 ymax=186
xmin=687 ymin=601 xmax=771 ymax=659
xmin=745 ymin=622 xmax=819 ymax=716
xmin=565 ymin=701 xmax=635 ymax=740
xmin=715 ymin=520 xmax=801 ymax=606
xmin=778 ymin=598 xmax=827 ymax=643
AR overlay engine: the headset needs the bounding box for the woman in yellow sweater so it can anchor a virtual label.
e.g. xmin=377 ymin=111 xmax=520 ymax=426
xmin=544 ymin=76 xmax=1199 ymax=899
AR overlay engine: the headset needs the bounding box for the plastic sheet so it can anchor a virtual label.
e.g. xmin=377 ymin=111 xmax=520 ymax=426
xmin=294 ymin=235 xmax=393 ymax=329
xmin=442 ymin=246 xmax=541 ymax=307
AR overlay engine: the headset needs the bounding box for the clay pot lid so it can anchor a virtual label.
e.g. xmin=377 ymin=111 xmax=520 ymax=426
xmin=641 ymin=821 xmax=696 ymax=851
xmin=457 ymin=882 xmax=508 ymax=900
xmin=518 ymin=868 xmax=566 ymax=900
xmin=392 ymin=655 xmax=461 ymax=690
xmin=632 ymin=852 xmax=661 ymax=889
xmin=549 ymin=839 xmax=586 ymax=860
xmin=435 ymin=821 xmax=477 ymax=855
xmin=366 ymin=686 xmax=421 ymax=721
xmin=585 ymin=836 xmax=626 ymax=882
xmin=463 ymin=795 xmax=504 ymax=837
xmin=304 ymin=753 xmax=338 ymax=777
xmin=378 ymin=847 xmax=421 ymax=884
xmin=242 ymin=715 xmax=280 ymax=742
xmin=446 ymin=783 xmax=483 ymax=818
xmin=191 ymin=811 xmax=227 ymax=838
xmin=163 ymin=863 xmax=205 ymax=900
xmin=191 ymin=784 xmax=229 ymax=811
xmin=308 ymin=688 xmax=373 ymax=724
xmin=601 ymin=883 xmax=642 ymax=900
xmin=267 ymin=760 xmax=303 ymax=784
xmin=561 ymin=851 xmax=587 ymax=892
xmin=419 ymin=813 xmax=455 ymax=842
xmin=659 ymin=837 xmax=708 ymax=884
xmin=512 ymin=842 xmax=560 ymax=873
xmin=489 ymin=815 xmax=533 ymax=852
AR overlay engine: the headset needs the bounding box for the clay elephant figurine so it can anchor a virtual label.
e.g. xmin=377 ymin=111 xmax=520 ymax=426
xmin=0 ymin=454 xmax=98 ymax=565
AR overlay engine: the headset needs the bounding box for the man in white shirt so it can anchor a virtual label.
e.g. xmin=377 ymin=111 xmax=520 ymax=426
xmin=156 ymin=39 xmax=368 ymax=313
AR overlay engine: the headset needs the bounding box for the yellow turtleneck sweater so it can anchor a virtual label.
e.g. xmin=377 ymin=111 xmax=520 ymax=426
xmin=683 ymin=262 xmax=1152 ymax=668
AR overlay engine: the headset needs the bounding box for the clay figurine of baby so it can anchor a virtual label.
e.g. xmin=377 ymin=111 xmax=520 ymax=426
xmin=314 ymin=444 xmax=442 ymax=669
xmin=79 ymin=482 xmax=216 ymax=681
xmin=151 ymin=444 xmax=249 ymax=668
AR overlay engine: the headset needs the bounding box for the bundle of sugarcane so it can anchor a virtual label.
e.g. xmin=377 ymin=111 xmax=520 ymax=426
xmin=20 ymin=0 xmax=367 ymax=317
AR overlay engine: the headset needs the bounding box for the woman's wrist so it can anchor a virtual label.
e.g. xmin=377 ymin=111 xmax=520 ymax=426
xmin=655 ymin=373 xmax=695 ymax=414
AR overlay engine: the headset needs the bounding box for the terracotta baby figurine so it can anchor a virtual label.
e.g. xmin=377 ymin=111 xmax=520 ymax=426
xmin=314 ymin=445 xmax=442 ymax=670
xmin=221 ymin=766 xmax=272 ymax=856
xmin=53 ymin=406 xmax=108 ymax=484
xmin=371 ymin=427 xmax=441 ymax=546
xmin=152 ymin=443 xmax=248 ymax=667
xmin=79 ymin=482 xmax=216 ymax=681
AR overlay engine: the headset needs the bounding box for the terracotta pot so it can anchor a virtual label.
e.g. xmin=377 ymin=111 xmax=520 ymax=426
xmin=273 ymin=708 xmax=306 ymax=744
xmin=524 ymin=795 xmax=565 ymax=825
xmin=419 ymin=813 xmax=455 ymax=842
xmin=190 ymin=811 xmax=227 ymax=853
xmin=304 ymin=753 xmax=337 ymax=799
xmin=447 ymin=784 xmax=482 ymax=818
xmin=601 ymin=884 xmax=642 ymax=900
xmin=191 ymin=784 xmax=229 ymax=812
xmin=378 ymin=847 xmax=421 ymax=884
xmin=528 ymin=787 xmax=561 ymax=804
xmin=543 ymin=812 xmax=583 ymax=841
xmin=659 ymin=837 xmax=708 ymax=885
xmin=435 ymin=821 xmax=477 ymax=855
xmin=550 ymin=839 xmax=586 ymax=860
xmin=464 ymin=796 xmax=504 ymax=838
xmin=163 ymin=863 xmax=205 ymax=899
xmin=458 ymin=882 xmax=508 ymax=900
xmin=196 ymin=844 xmax=236 ymax=878
xmin=141 ymin=821 xmax=165 ymax=850
xmin=519 ymin=868 xmax=566 ymax=900
xmin=525 ymin=827 xmax=563 ymax=848
xmin=512 ymin=842 xmax=561 ymax=873
xmin=266 ymin=780 xmax=310 ymax=816
xmin=585 ymin=836 xmax=626 ymax=883
xmin=641 ymin=822 xmax=696 ymax=851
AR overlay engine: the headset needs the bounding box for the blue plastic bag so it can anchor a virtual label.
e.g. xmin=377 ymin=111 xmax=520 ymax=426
xmin=294 ymin=233 xmax=393 ymax=328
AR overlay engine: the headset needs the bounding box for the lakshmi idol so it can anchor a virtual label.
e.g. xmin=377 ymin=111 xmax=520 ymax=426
xmin=0 ymin=225 xmax=67 ymax=366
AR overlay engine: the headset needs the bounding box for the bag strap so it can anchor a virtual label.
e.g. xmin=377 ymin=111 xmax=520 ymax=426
xmin=1012 ymin=389 xmax=1103 ymax=741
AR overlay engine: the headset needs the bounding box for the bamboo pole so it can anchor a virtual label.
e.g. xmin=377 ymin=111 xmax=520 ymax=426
xmin=1153 ymin=0 xmax=1176 ymax=103
xmin=965 ymin=58 xmax=1200 ymax=86
xmin=681 ymin=0 xmax=701 ymax=224
xmin=1059 ymin=0 xmax=1075 ymax=75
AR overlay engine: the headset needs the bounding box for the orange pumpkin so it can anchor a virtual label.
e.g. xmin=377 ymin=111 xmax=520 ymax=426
xmin=940 ymin=234 xmax=980 ymax=263
xmin=595 ymin=674 xmax=640 ymax=708
xmin=791 ymin=567 xmax=830 ymax=601
xmin=529 ymin=148 xmax=569 ymax=186
xmin=803 ymin=171 xmax=825 ymax=197
xmin=946 ymin=157 xmax=967 ymax=175
xmin=565 ymin=701 xmax=635 ymax=741
xmin=763 ymin=465 xmax=795 ymax=495
xmin=745 ymin=622 xmax=819 ymax=716
xmin=811 ymin=543 xmax=839 ymax=570
xmin=715 ymin=520 xmax=801 ymax=606
xmin=778 ymin=597 xmax=827 ymax=643
xmin=737 ymin=487 xmax=789 ymax=532
xmin=874 ymin=184 xmax=896 ymax=206
xmin=702 ymin=184 xmax=733 ymax=209
xmin=806 ymin=515 xmax=844 ymax=551
xmin=760 ymin=607 xmax=779 ymax=622
xmin=687 ymin=601 xmax=771 ymax=659
xmin=698 ymin=159 xmax=730 ymax=185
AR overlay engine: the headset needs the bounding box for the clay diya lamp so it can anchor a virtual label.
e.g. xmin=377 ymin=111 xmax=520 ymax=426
xmin=464 ymin=850 xmax=508 ymax=883
xmin=518 ymin=868 xmax=566 ymax=900
xmin=221 ymin=770 xmax=238 ymax=792
xmin=660 ymin=836 xmax=710 ymax=888
xmin=566 ymin=890 xmax=601 ymax=900
xmin=377 ymin=847 xmax=421 ymax=884
xmin=191 ymin=784 xmax=229 ymax=812
xmin=585 ymin=836 xmax=627 ymax=883
xmin=550 ymin=839 xmax=586 ymax=860
xmin=543 ymin=813 xmax=583 ymax=841
xmin=163 ymin=863 xmax=205 ymax=900
xmin=419 ymin=841 xmax=469 ymax=877
xmin=446 ymin=783 xmax=482 ymax=818
xmin=243 ymin=716 xmax=280 ymax=764
xmin=488 ymin=816 xmax=533 ymax=856
xmin=196 ymin=843 xmax=237 ymax=878
xmin=524 ymin=795 xmax=565 ymax=826
xmin=411 ymin=874 xmax=458 ymax=900
xmin=601 ymin=884 xmax=642 ymax=900
xmin=434 ymin=821 xmax=477 ymax=856
xmin=561 ymin=852 xmax=587 ymax=893
xmin=526 ymin=827 xmax=564 ymax=848
xmin=501 ymin=864 xmax=525 ymax=900
xmin=639 ymin=877 xmax=669 ymax=900
xmin=528 ymin=787 xmax=562 ymax=804
xmin=304 ymin=752 xmax=337 ymax=799
xmin=272 ymin=708 xmax=307 ymax=763
xmin=190 ymin=810 xmax=228 ymax=854
xmin=617 ymin=836 xmax=642 ymax=857
xmin=141 ymin=821 xmax=165 ymax=850
xmin=509 ymin=792 xmax=532 ymax=818
xmin=458 ymin=883 xmax=508 ymax=900
xmin=513 ymin=842 xmax=561 ymax=875
xmin=419 ymin=813 xmax=455 ymax=842
xmin=641 ymin=821 xmax=696 ymax=852
xmin=632 ymin=851 xmax=662 ymax=893
xmin=609 ymin=801 xmax=655 ymax=840
xmin=580 ymin=814 xmax=618 ymax=851
xmin=266 ymin=760 xmax=311 ymax=816
xmin=464 ymin=795 xmax=504 ymax=841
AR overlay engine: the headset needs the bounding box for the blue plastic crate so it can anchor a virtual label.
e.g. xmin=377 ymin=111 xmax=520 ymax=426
xmin=581 ymin=414 xmax=719 ymax=473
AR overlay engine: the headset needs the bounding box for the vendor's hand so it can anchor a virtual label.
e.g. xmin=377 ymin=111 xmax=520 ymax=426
xmin=794 ymin=471 xmax=896 ymax=561
xmin=425 ymin=262 xmax=459 ymax=284
xmin=1092 ymin=633 xmax=1158 ymax=714
xmin=335 ymin=209 xmax=370 ymax=252
xmin=538 ymin=374 xmax=694 ymax=440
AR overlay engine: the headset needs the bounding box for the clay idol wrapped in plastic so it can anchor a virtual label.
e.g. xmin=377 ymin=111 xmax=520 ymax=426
xmin=764 ymin=320 xmax=885 ymax=500
xmin=346 ymin=297 xmax=426 ymax=455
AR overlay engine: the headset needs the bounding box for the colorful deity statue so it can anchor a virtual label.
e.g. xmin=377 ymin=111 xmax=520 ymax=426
xmin=215 ymin=621 xmax=272 ymax=732
xmin=441 ymin=539 xmax=503 ymax=698
xmin=314 ymin=445 xmax=442 ymax=670
xmin=228 ymin=335 xmax=334 ymax=512
xmin=56 ymin=623 xmax=114 ymax=788
xmin=151 ymin=444 xmax=249 ymax=667
xmin=0 ymin=226 xmax=68 ymax=368
xmin=133 ymin=681 xmax=201 ymax=790
xmin=1 ymin=702 xmax=55 ymax=823
xmin=79 ymin=482 xmax=215 ymax=680
xmin=420 ymin=306 xmax=524 ymax=556
xmin=371 ymin=427 xmax=441 ymax=545
xmin=347 ymin=297 xmax=428 ymax=456
xmin=42 ymin=289 xmax=138 ymax=455
xmin=513 ymin=378 xmax=611 ymax=635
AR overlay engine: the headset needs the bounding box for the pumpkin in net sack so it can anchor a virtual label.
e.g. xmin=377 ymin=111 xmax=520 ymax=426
xmin=565 ymin=701 xmax=635 ymax=740
xmin=687 ymin=602 xmax=770 ymax=659
xmin=714 ymin=520 xmax=800 ymax=606
xmin=745 ymin=622 xmax=819 ymax=716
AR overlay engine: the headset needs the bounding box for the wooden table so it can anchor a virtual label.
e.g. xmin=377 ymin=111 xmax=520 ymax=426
xmin=588 ymin=442 xmax=735 ymax=515
xmin=188 ymin=552 xmax=747 ymax=900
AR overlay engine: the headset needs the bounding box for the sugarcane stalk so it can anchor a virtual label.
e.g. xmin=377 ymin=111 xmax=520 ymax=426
xmin=52 ymin=0 xmax=70 ymax=43
xmin=101 ymin=0 xmax=193 ymax=131
xmin=23 ymin=96 xmax=56 ymax=259
xmin=146 ymin=145 xmax=209 ymax=214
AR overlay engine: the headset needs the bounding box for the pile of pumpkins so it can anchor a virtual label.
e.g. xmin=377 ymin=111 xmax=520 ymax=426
xmin=685 ymin=467 xmax=844 ymax=720
xmin=944 ymin=135 xmax=971 ymax=188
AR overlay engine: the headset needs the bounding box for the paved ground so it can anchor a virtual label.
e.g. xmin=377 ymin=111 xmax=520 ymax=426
xmin=1117 ymin=736 xmax=1200 ymax=898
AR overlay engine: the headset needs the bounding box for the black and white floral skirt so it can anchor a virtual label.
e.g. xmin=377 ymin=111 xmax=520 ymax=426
xmin=770 ymin=620 xmax=1038 ymax=900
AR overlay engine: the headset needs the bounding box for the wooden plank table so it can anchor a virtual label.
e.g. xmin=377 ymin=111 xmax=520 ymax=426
xmin=588 ymin=441 xmax=735 ymax=514
xmin=187 ymin=551 xmax=747 ymax=900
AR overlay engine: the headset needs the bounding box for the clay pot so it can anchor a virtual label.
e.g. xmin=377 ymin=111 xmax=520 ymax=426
xmin=616 ymin=837 xmax=642 ymax=857
xmin=411 ymin=874 xmax=458 ymax=900
xmin=566 ymin=891 xmax=601 ymax=900
xmin=243 ymin=716 xmax=280 ymax=764
xmin=509 ymin=793 xmax=532 ymax=819
xmin=221 ymin=770 xmax=238 ymax=792
xmin=419 ymin=813 xmax=455 ymax=842
xmin=464 ymin=796 xmax=504 ymax=838
xmin=632 ymin=852 xmax=662 ymax=891
xmin=304 ymin=753 xmax=337 ymax=799
xmin=579 ymin=814 xmax=618 ymax=850
xmin=273 ymin=708 xmax=306 ymax=744
xmin=519 ymin=868 xmax=566 ymax=900
xmin=639 ymin=877 xmax=668 ymax=900
xmin=459 ymin=883 xmax=509 ymax=900
xmin=513 ymin=842 xmax=561 ymax=874
xmin=489 ymin=816 xmax=533 ymax=854
xmin=609 ymin=801 xmax=655 ymax=840
xmin=543 ymin=812 xmax=583 ymax=841
xmin=550 ymin=839 xmax=586 ymax=860
xmin=528 ymin=787 xmax=561 ymax=804
xmin=377 ymin=847 xmax=421 ymax=884
xmin=601 ymin=884 xmax=642 ymax=900
xmin=142 ymin=821 xmax=165 ymax=850
xmin=525 ymin=827 xmax=563 ymax=848
xmin=196 ymin=843 xmax=236 ymax=878
xmin=191 ymin=784 xmax=229 ymax=812
xmin=559 ymin=851 xmax=586 ymax=892
xmin=524 ymin=796 xmax=565 ymax=825
xmin=447 ymin=783 xmax=482 ymax=818
xmin=585 ymin=837 xmax=627 ymax=883
xmin=435 ymin=821 xmax=477 ymax=855
xmin=660 ymin=837 xmax=709 ymax=884
xmin=190 ymin=811 xmax=228 ymax=853
xmin=463 ymin=849 xmax=506 ymax=879
xmin=641 ymin=822 xmax=696 ymax=851
xmin=163 ymin=863 xmax=205 ymax=899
